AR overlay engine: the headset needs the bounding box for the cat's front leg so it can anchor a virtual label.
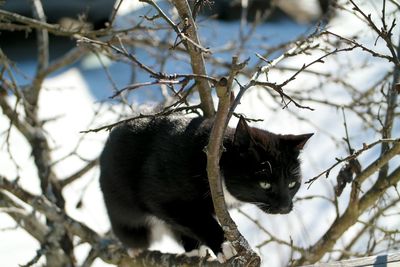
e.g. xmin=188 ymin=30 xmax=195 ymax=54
xmin=184 ymin=241 xmax=238 ymax=263
xmin=184 ymin=244 xmax=214 ymax=259
xmin=166 ymin=207 xmax=237 ymax=263
xmin=217 ymin=241 xmax=238 ymax=263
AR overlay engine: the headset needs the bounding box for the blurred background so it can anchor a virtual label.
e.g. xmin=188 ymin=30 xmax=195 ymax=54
xmin=1 ymin=1 xmax=399 ymax=266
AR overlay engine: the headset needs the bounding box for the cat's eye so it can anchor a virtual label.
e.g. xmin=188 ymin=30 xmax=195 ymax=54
xmin=288 ymin=181 xmax=297 ymax=189
xmin=259 ymin=181 xmax=271 ymax=190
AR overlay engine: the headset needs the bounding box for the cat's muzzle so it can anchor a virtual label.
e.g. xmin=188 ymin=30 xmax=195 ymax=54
xmin=257 ymin=203 xmax=293 ymax=214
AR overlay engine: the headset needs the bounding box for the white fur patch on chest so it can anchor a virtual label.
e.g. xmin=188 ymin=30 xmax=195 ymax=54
xmin=222 ymin=178 xmax=244 ymax=208
xmin=145 ymin=215 xmax=173 ymax=243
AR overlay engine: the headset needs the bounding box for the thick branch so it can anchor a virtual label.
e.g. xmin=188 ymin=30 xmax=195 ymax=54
xmin=376 ymin=33 xmax=400 ymax=182
xmin=0 ymin=94 xmax=34 ymax=140
xmin=206 ymin=58 xmax=260 ymax=266
xmin=0 ymin=9 xmax=137 ymax=38
xmin=60 ymin=158 xmax=99 ymax=188
xmin=0 ymin=176 xmax=225 ymax=266
xmin=295 ymin=164 xmax=400 ymax=265
xmin=169 ymin=0 xmax=215 ymax=117
xmin=0 ymin=191 xmax=48 ymax=243
xmin=24 ymin=0 xmax=48 ymax=122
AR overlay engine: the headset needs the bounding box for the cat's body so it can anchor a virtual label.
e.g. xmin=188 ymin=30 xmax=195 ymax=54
xmin=99 ymin=116 xmax=312 ymax=260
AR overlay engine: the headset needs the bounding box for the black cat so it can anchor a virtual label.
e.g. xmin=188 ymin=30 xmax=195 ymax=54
xmin=99 ymin=116 xmax=312 ymax=262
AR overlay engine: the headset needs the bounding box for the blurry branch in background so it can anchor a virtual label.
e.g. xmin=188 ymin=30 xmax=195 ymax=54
xmin=3 ymin=0 xmax=75 ymax=265
xmin=29 ymin=0 xmax=48 ymax=101
xmin=0 ymin=175 xmax=225 ymax=267
xmin=0 ymin=0 xmax=400 ymax=266
xmin=306 ymin=138 xmax=400 ymax=186
xmin=337 ymin=196 xmax=400 ymax=260
xmin=140 ymin=0 xmax=215 ymax=117
xmin=60 ymin=158 xmax=99 ymax=188
xmin=295 ymin=0 xmax=400 ymax=264
xmin=348 ymin=0 xmax=399 ymax=65
xmin=0 ymin=8 xmax=144 ymax=37
xmin=237 ymin=208 xmax=307 ymax=255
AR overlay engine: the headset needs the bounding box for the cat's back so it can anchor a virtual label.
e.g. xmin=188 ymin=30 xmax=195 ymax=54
xmin=99 ymin=117 xmax=152 ymax=168
xmin=100 ymin=116 xmax=208 ymax=174
xmin=99 ymin=115 xmax=212 ymax=199
xmin=104 ymin=115 xmax=185 ymax=144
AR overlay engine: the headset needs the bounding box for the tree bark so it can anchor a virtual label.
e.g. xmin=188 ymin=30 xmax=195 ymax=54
xmin=170 ymin=0 xmax=215 ymax=118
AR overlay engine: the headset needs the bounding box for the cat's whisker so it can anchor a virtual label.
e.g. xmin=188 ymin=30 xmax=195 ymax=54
xmin=202 ymin=190 xmax=211 ymax=199
xmin=266 ymin=161 xmax=273 ymax=174
xmin=290 ymin=165 xmax=301 ymax=177
xmin=248 ymin=201 xmax=271 ymax=208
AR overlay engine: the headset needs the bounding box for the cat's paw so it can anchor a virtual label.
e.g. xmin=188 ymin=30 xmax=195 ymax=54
xmin=217 ymin=241 xmax=237 ymax=263
xmin=184 ymin=248 xmax=200 ymax=257
xmin=127 ymin=248 xmax=143 ymax=258
xmin=185 ymin=245 xmax=215 ymax=260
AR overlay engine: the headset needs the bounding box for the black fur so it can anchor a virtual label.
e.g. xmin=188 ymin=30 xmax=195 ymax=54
xmin=99 ymin=116 xmax=312 ymax=255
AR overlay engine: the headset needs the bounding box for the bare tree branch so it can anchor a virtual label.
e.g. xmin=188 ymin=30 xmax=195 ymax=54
xmin=295 ymin=163 xmax=400 ymax=265
xmin=165 ymin=0 xmax=215 ymax=117
xmin=206 ymin=57 xmax=260 ymax=266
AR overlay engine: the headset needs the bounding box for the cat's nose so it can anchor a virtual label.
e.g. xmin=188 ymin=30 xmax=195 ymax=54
xmin=277 ymin=204 xmax=292 ymax=214
xmin=276 ymin=197 xmax=293 ymax=214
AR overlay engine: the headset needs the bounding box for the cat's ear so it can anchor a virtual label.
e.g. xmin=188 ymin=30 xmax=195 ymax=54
xmin=233 ymin=116 xmax=254 ymax=149
xmin=282 ymin=133 xmax=313 ymax=150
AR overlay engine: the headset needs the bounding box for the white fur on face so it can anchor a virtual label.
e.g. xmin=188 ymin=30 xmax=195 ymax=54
xmin=222 ymin=178 xmax=244 ymax=208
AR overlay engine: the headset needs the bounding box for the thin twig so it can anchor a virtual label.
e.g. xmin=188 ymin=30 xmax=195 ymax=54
xmin=306 ymin=138 xmax=400 ymax=186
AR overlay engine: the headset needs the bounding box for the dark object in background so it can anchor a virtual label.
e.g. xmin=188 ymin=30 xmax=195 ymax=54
xmin=198 ymin=0 xmax=334 ymax=23
xmin=1 ymin=1 xmax=116 ymax=60
xmin=335 ymin=158 xmax=361 ymax=196
xmin=201 ymin=0 xmax=283 ymax=21
xmin=2 ymin=0 xmax=116 ymax=29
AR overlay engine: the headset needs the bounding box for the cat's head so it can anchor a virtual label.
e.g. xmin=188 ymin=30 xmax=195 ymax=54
xmin=222 ymin=117 xmax=313 ymax=214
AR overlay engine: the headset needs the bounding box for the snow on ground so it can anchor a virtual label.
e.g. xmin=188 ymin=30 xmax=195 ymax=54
xmin=1 ymin=1 xmax=399 ymax=266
